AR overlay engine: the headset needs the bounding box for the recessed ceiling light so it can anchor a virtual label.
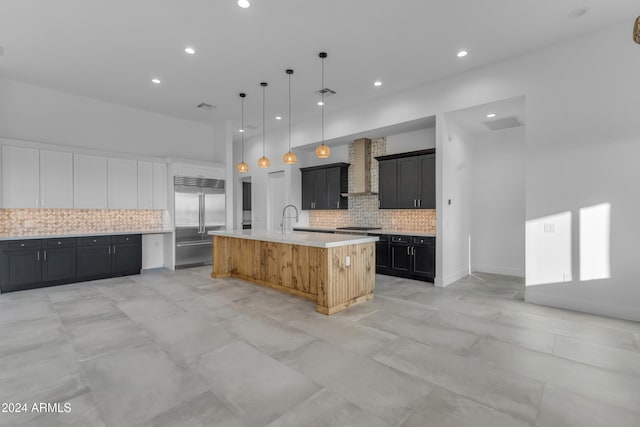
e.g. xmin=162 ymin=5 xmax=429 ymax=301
xmin=151 ymin=78 xmax=161 ymax=84
xmin=568 ymin=7 xmax=589 ymax=19
xmin=486 ymin=113 xmax=496 ymax=118
xmin=275 ymin=116 xmax=282 ymax=120
xmin=374 ymin=81 xmax=382 ymax=87
xmin=457 ymin=50 xmax=468 ymax=58
xmin=237 ymin=0 xmax=250 ymax=8
xmin=317 ymin=101 xmax=324 ymax=106
xmin=184 ymin=47 xmax=196 ymax=55
xmin=239 ymin=129 xmax=244 ymax=133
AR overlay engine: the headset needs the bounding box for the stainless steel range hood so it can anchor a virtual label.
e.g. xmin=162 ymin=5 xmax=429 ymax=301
xmin=341 ymin=138 xmax=379 ymax=197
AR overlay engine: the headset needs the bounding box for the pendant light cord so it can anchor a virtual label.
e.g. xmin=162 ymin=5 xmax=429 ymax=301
xmin=262 ymin=84 xmax=266 ymax=157
xmin=321 ymin=56 xmax=325 ymax=145
xmin=288 ymin=73 xmax=292 ymax=151
xmin=241 ymin=95 xmax=245 ymax=162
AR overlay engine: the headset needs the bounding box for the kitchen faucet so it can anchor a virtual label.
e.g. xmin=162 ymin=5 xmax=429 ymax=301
xmin=281 ymin=204 xmax=299 ymax=234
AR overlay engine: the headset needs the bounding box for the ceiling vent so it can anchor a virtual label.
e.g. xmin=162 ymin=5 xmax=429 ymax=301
xmin=315 ymin=88 xmax=336 ymax=97
xmin=197 ymin=103 xmax=215 ymax=110
xmin=483 ymin=115 xmax=523 ymax=131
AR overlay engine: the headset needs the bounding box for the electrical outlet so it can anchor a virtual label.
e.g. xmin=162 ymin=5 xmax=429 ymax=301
xmin=345 ymin=256 xmax=351 ymax=267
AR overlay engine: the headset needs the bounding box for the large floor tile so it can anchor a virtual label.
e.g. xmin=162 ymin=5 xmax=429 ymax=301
xmin=81 ymin=344 xmax=208 ymax=426
xmin=466 ymin=336 xmax=640 ymax=413
xmin=196 ymin=341 xmax=320 ymax=426
xmin=116 ymin=295 xmax=184 ymax=323
xmin=282 ymin=340 xmax=434 ymax=425
xmin=553 ymin=335 xmax=640 ymax=377
xmin=0 ymin=296 xmax=56 ymax=325
xmin=372 ymin=337 xmax=543 ymax=423
xmin=138 ymin=390 xmax=244 ymax=427
xmin=266 ymin=388 xmax=388 ymax=427
xmin=358 ymin=310 xmax=480 ymax=355
xmin=536 ymin=384 xmax=640 ymax=427
xmin=401 ymin=387 xmax=531 ymax=427
xmin=141 ymin=311 xmax=236 ymax=364
xmin=9 ymin=391 xmax=105 ymax=427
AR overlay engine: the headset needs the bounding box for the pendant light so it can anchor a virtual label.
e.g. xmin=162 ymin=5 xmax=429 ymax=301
xmin=283 ymin=69 xmax=297 ymax=165
xmin=257 ymin=82 xmax=271 ymax=168
xmin=236 ymin=93 xmax=249 ymax=173
xmin=634 ymin=16 xmax=640 ymax=44
xmin=315 ymin=52 xmax=330 ymax=159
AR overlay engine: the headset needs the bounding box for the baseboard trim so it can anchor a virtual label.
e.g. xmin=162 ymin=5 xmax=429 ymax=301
xmin=525 ymin=289 xmax=640 ymax=323
xmin=471 ymin=264 xmax=524 ymax=278
xmin=437 ymin=268 xmax=468 ymax=288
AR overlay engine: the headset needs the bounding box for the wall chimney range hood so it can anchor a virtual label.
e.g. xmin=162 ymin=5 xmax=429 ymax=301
xmin=342 ymin=138 xmax=379 ymax=197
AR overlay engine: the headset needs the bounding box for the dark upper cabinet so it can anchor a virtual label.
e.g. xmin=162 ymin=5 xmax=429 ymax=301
xmin=377 ymin=149 xmax=435 ymax=209
xmin=300 ymin=163 xmax=349 ymax=210
xmin=0 ymin=240 xmax=42 ymax=292
xmin=242 ymin=181 xmax=252 ymax=211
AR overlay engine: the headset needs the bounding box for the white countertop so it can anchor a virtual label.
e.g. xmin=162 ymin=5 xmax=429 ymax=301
xmin=208 ymin=229 xmax=378 ymax=248
xmin=0 ymin=230 xmax=173 ymax=241
xmin=293 ymin=226 xmax=436 ymax=238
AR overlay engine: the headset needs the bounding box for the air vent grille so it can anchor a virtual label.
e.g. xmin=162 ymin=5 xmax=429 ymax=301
xmin=315 ymin=88 xmax=336 ymax=96
xmin=174 ymin=176 xmax=224 ymax=189
xmin=483 ymin=115 xmax=523 ymax=131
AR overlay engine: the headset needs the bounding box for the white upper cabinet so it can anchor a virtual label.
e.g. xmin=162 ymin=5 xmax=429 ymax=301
xmin=108 ymin=158 xmax=138 ymax=209
xmin=1 ymin=145 xmax=40 ymax=208
xmin=152 ymin=162 xmax=168 ymax=209
xmin=40 ymin=150 xmax=73 ymax=208
xmin=137 ymin=161 xmax=153 ymax=209
xmin=74 ymin=154 xmax=108 ymax=208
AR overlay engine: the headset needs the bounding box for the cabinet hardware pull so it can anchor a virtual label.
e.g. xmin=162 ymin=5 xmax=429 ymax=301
xmin=337 ymin=201 xmax=339 ymax=209
xmin=418 ymin=199 xmax=421 ymax=207
xmin=108 ymin=246 xmax=111 ymax=255
xmin=44 ymin=250 xmax=47 ymax=260
xmin=37 ymin=251 xmax=40 ymax=261
xmin=413 ymin=199 xmax=416 ymax=207
xmin=113 ymin=245 xmax=116 ymax=255
xmin=407 ymin=246 xmax=410 ymax=255
xmin=411 ymin=247 xmax=415 ymax=255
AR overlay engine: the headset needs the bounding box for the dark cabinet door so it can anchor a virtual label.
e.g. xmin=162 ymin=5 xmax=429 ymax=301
xmin=112 ymin=235 xmax=142 ymax=275
xmin=301 ymin=170 xmax=315 ymax=210
xmin=378 ymin=159 xmax=397 ymax=209
xmin=325 ymin=167 xmax=347 ymax=210
xmin=312 ymin=169 xmax=327 ymax=209
xmin=374 ymin=235 xmax=390 ymax=271
xmin=42 ymin=247 xmax=77 ymax=282
xmin=390 ymin=243 xmax=411 ymax=272
xmin=242 ymin=182 xmax=252 ymax=211
xmin=77 ymin=245 xmax=112 ymax=279
xmin=397 ymin=157 xmax=419 ymax=208
xmin=418 ymin=154 xmax=436 ymax=209
xmin=411 ymin=237 xmax=435 ymax=279
xmin=0 ymin=246 xmax=42 ymax=292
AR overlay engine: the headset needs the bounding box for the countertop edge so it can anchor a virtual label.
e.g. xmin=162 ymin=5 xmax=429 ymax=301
xmin=208 ymin=230 xmax=378 ymax=248
xmin=0 ymin=230 xmax=173 ymax=241
xmin=292 ymin=226 xmax=436 ymax=238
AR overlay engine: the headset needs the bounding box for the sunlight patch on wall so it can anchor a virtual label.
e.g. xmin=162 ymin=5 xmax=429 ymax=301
xmin=526 ymin=211 xmax=572 ymax=286
xmin=580 ymin=203 xmax=610 ymax=281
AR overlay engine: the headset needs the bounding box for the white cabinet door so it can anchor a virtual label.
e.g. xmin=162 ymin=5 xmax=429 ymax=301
xmin=74 ymin=154 xmax=108 ymax=208
xmin=1 ymin=145 xmax=39 ymax=208
xmin=137 ymin=161 xmax=153 ymax=209
xmin=40 ymin=150 xmax=73 ymax=208
xmin=108 ymin=158 xmax=138 ymax=209
xmin=152 ymin=162 xmax=168 ymax=209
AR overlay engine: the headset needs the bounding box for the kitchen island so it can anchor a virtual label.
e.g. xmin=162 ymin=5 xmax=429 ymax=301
xmin=209 ymin=230 xmax=377 ymax=315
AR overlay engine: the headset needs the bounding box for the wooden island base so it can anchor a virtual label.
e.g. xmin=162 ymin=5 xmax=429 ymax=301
xmin=211 ymin=235 xmax=375 ymax=315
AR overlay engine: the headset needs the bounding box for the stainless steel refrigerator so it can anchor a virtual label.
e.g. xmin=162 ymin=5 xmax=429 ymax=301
xmin=174 ymin=176 xmax=225 ymax=268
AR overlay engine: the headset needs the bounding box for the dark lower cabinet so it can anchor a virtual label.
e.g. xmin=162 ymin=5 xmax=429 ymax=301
xmin=0 ymin=240 xmax=43 ymax=293
xmin=376 ymin=234 xmax=435 ymax=282
xmin=0 ymin=234 xmax=142 ymax=293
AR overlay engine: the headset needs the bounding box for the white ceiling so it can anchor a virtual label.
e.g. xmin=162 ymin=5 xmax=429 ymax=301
xmin=1 ymin=1 xmax=638 ymax=140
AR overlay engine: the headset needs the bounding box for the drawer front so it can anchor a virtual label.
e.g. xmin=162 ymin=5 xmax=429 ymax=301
xmin=7 ymin=240 xmax=41 ymax=250
xmin=43 ymin=238 xmax=77 ymax=248
xmin=412 ymin=236 xmax=434 ymax=245
xmin=391 ymin=235 xmax=410 ymax=244
xmin=112 ymin=234 xmax=141 ymax=245
xmin=77 ymin=236 xmax=112 ymax=246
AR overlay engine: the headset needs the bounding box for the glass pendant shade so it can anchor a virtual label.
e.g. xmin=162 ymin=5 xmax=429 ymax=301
xmin=258 ymin=156 xmax=270 ymax=168
xmin=315 ymin=144 xmax=330 ymax=159
xmin=283 ymin=151 xmax=297 ymax=164
xmin=237 ymin=161 xmax=249 ymax=173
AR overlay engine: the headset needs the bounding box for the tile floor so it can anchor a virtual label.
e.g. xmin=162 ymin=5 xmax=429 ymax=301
xmin=0 ymin=268 xmax=639 ymax=426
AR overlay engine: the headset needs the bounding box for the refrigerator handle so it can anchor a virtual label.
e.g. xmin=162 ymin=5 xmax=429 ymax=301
xmin=198 ymin=193 xmax=204 ymax=233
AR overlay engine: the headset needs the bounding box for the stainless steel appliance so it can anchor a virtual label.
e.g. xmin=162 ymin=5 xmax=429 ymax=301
xmin=174 ymin=176 xmax=225 ymax=268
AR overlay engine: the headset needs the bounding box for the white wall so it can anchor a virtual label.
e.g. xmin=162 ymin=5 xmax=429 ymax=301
xmin=0 ymin=78 xmax=219 ymax=162
xmin=386 ymin=127 xmax=435 ymax=154
xmin=468 ymin=126 xmax=525 ymax=277
xmin=235 ymin=21 xmax=640 ymax=321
